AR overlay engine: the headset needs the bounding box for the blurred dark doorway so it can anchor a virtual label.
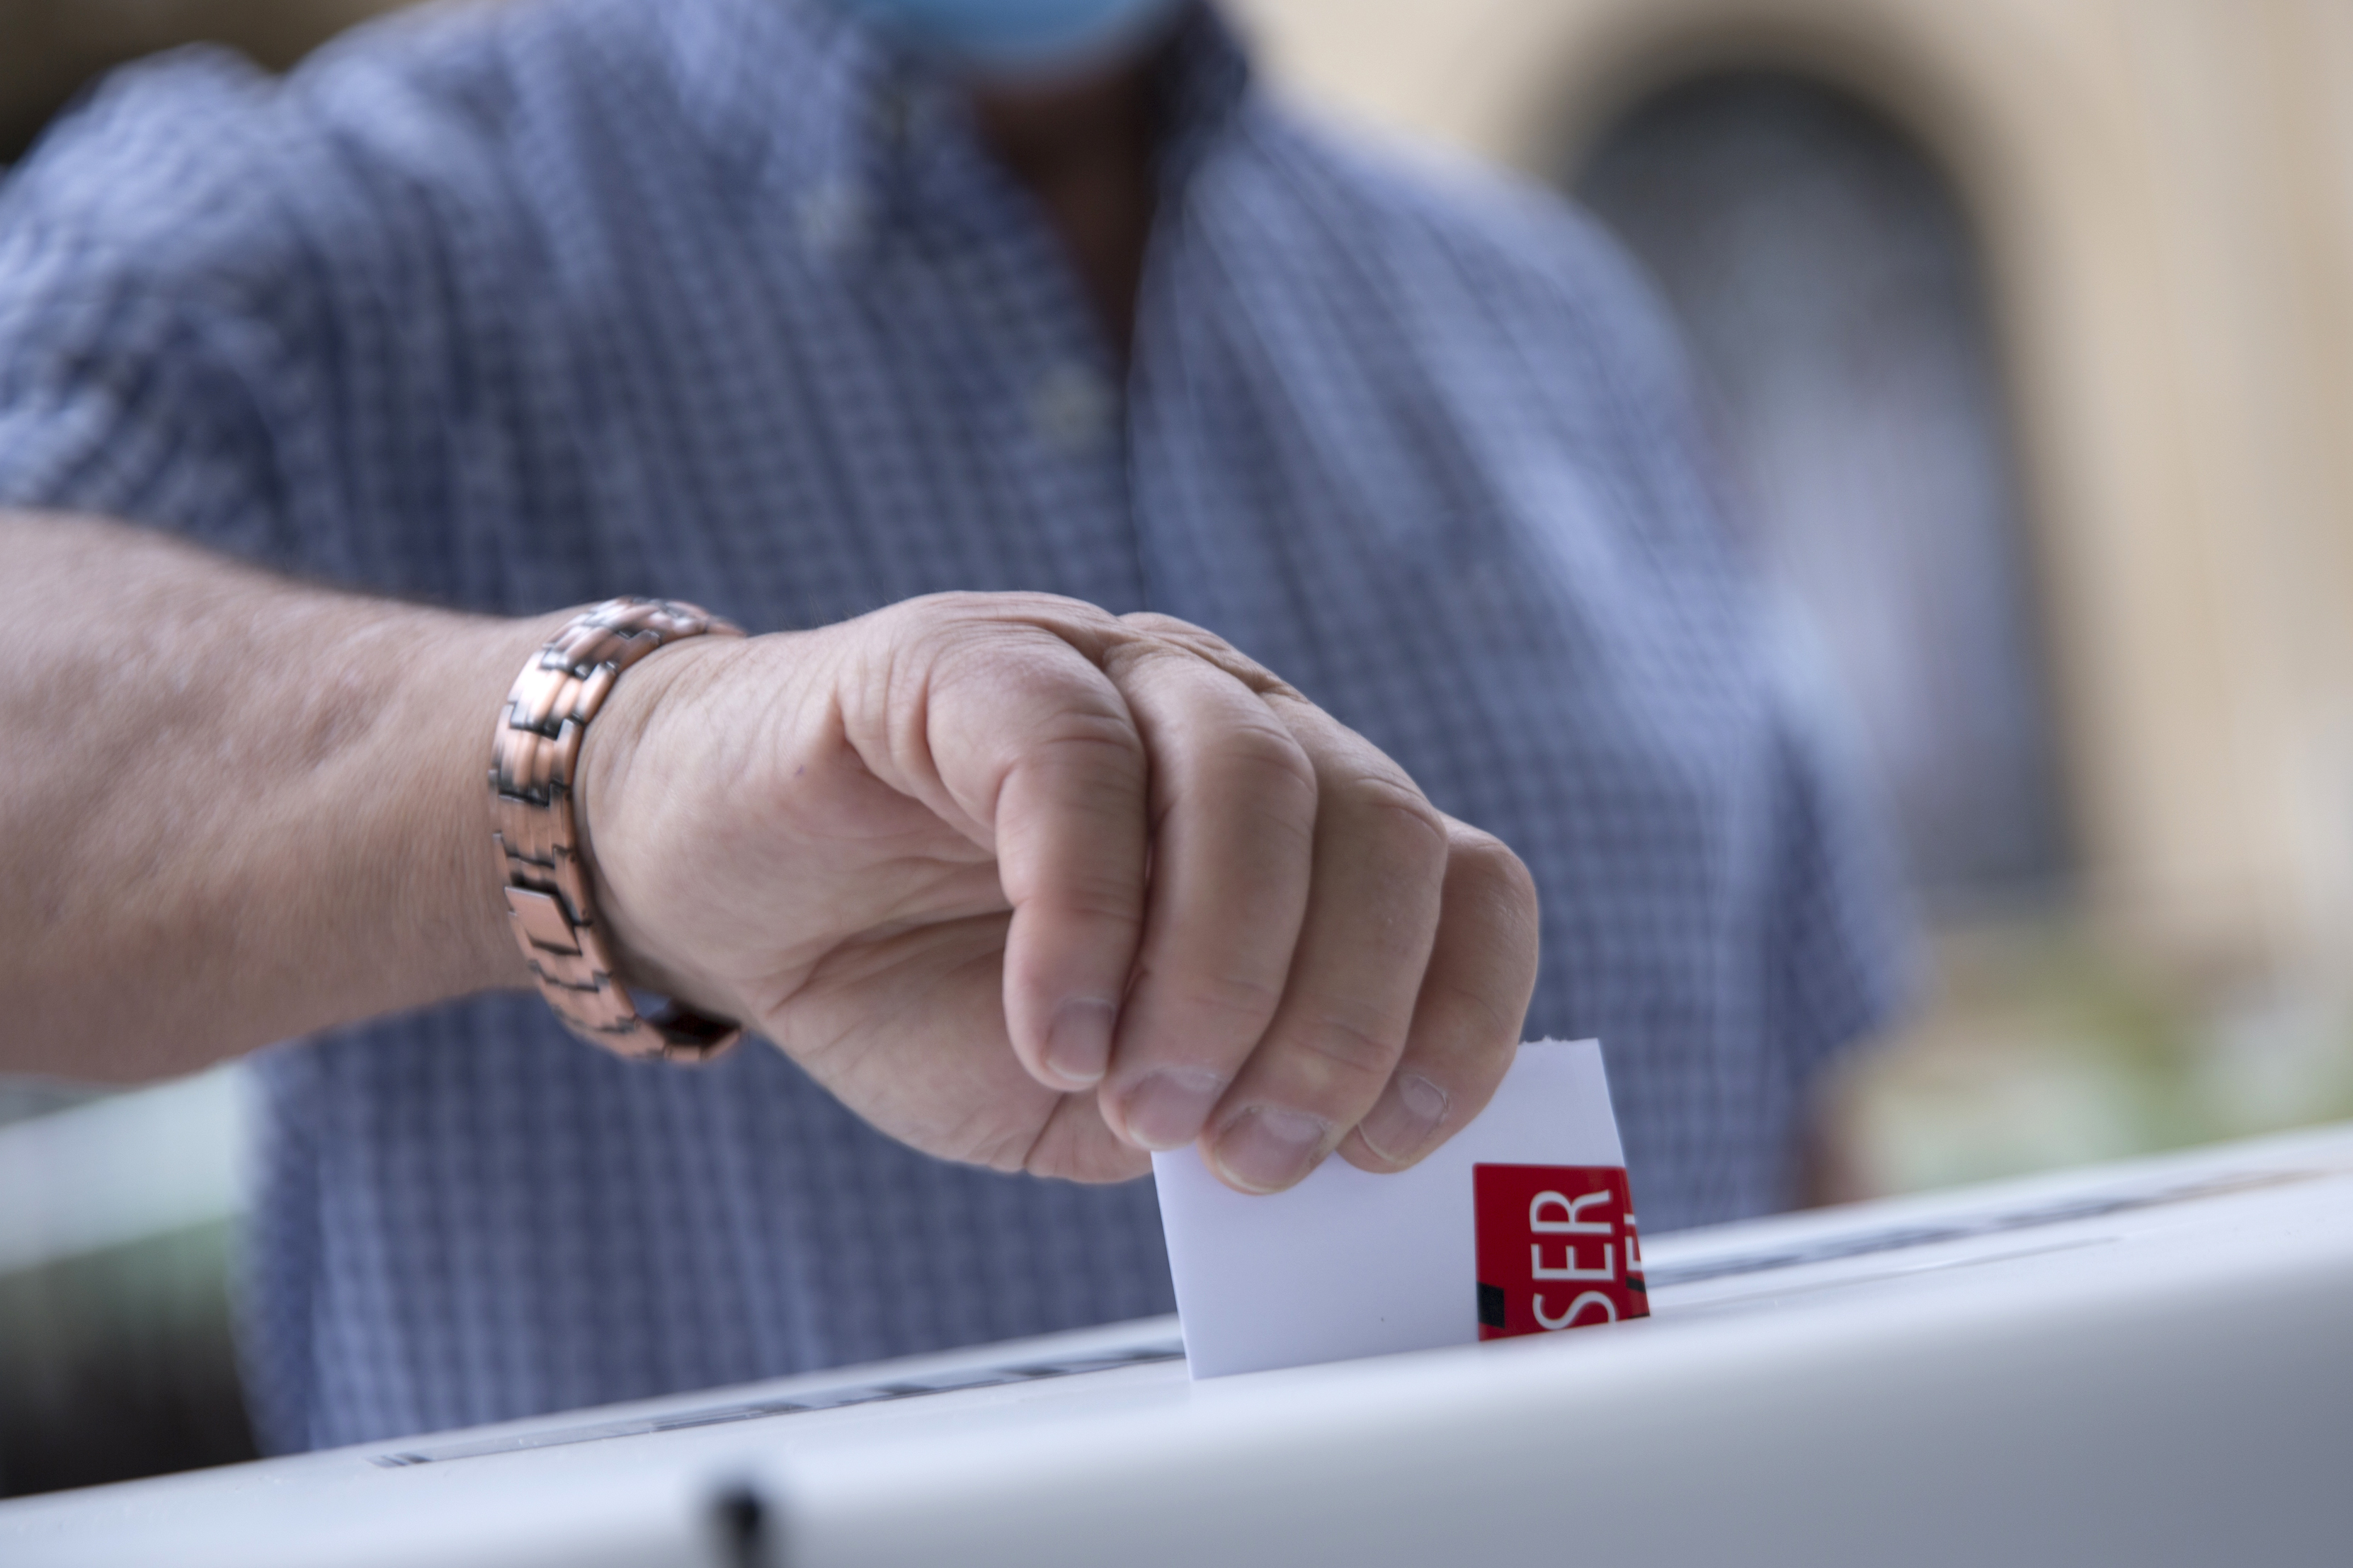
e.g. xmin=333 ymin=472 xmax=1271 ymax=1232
xmin=1575 ymin=72 xmax=2068 ymax=915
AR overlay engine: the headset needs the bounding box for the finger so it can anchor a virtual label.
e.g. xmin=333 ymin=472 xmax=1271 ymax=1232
xmin=785 ymin=906 xmax=1148 ymax=1184
xmin=1018 ymin=1089 xmax=1154 ymax=1184
xmin=1093 ymin=642 xmax=1320 ymax=1152
xmin=921 ymin=626 xmax=1153 ymax=1093
xmin=1339 ymin=820 xmax=1539 ymax=1172
xmin=1200 ymin=701 xmax=1451 ymax=1193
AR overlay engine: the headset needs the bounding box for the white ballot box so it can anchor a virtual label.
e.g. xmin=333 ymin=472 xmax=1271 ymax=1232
xmin=4 ymin=1121 xmax=2350 ymax=1568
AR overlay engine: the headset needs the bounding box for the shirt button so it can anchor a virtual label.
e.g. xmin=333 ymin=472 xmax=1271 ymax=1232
xmin=797 ymin=181 xmax=870 ymax=260
xmin=1029 ymin=360 xmax=1115 ymax=452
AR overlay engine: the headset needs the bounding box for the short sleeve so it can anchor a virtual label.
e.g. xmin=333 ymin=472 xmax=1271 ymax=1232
xmin=1760 ymin=602 xmax=1921 ymax=1086
xmin=1538 ymin=189 xmax=1922 ymax=1084
xmin=0 ymin=47 xmax=302 ymax=561
xmin=0 ymin=13 xmax=579 ymax=605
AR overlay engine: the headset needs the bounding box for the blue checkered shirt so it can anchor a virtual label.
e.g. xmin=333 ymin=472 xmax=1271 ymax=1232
xmin=0 ymin=0 xmax=1906 ymax=1450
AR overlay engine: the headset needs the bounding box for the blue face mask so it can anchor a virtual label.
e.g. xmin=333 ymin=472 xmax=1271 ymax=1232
xmin=832 ymin=0 xmax=1186 ymax=76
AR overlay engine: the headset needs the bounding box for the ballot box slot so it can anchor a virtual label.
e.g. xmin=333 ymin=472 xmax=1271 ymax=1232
xmin=1645 ymin=1167 xmax=2321 ymax=1289
xmin=1660 ymin=1235 xmax=2120 ymax=1316
xmin=367 ymin=1340 xmax=1184 ymax=1467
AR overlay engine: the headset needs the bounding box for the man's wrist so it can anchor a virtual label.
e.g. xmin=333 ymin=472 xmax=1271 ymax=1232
xmin=489 ymin=600 xmax=746 ymax=1060
xmin=435 ymin=611 xmax=578 ymax=997
xmin=569 ymin=631 xmax=739 ymax=1008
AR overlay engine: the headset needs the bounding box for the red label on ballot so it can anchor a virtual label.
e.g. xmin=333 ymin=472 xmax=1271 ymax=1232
xmin=1474 ymin=1164 xmax=1648 ymax=1340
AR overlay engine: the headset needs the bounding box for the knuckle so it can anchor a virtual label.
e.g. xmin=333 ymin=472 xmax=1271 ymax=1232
xmin=1182 ymin=966 xmax=1289 ymax=1033
xmin=1210 ymin=716 xmax=1320 ymax=803
xmin=908 ymin=588 xmax=998 ymax=619
xmin=1116 ymin=612 xmax=1287 ymax=690
xmin=1117 ymin=611 xmax=1246 ymax=667
xmin=1342 ymin=772 xmax=1450 ymax=862
xmin=1099 ymin=629 xmax=1220 ymax=689
xmin=1178 ymin=733 xmax=1317 ymax=862
xmin=1451 ymin=828 xmax=1540 ymax=918
xmin=1038 ymin=874 xmax=1146 ymax=929
xmin=1299 ymin=1009 xmax=1407 ymax=1085
xmin=1204 ymin=963 xmax=1299 ymax=1024
xmin=1432 ymin=968 xmax=1527 ymax=1044
xmin=907 ymin=610 xmax=1029 ymax=688
xmin=1253 ymin=1007 xmax=1407 ymax=1112
xmin=921 ymin=588 xmax=1113 ymax=624
xmin=996 ymin=710 xmax=1149 ymax=820
xmin=1117 ymin=610 xmax=1217 ymax=644
xmin=1031 ymin=596 xmax=1129 ymax=642
xmin=906 ymin=593 xmax=1127 ymax=676
xmin=1037 ymin=703 xmax=1147 ymax=766
xmin=1013 ymin=1111 xmax=1150 ymax=1183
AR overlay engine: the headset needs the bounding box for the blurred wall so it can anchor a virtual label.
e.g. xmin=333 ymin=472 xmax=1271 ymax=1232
xmin=1230 ymin=0 xmax=2353 ymax=1008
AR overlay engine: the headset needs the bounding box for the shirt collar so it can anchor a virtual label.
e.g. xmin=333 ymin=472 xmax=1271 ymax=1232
xmin=669 ymin=0 xmax=1254 ymax=233
xmin=1151 ymin=3 xmax=1253 ymax=192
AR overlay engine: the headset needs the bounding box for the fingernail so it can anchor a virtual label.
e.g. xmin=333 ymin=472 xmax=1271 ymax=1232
xmin=1356 ymin=1072 xmax=1450 ymax=1164
xmin=1118 ymin=1067 xmax=1228 ymax=1151
xmin=1212 ymin=1105 xmax=1333 ymax=1194
xmin=1044 ymin=998 xmax=1117 ymax=1087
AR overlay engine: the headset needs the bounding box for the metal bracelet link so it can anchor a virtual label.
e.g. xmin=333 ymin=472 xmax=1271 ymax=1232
xmin=488 ymin=597 xmax=747 ymax=1063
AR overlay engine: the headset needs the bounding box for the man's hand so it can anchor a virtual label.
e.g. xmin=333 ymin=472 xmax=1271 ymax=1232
xmin=0 ymin=515 xmax=1533 ymax=1193
xmin=581 ymin=593 xmax=1539 ymax=1192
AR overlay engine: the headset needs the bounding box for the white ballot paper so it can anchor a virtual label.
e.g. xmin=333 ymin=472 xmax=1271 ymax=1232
xmin=1152 ymin=1037 xmax=1646 ymax=1378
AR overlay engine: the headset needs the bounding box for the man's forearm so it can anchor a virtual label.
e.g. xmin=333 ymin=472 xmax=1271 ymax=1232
xmin=0 ymin=513 xmax=1544 ymax=1189
xmin=1 ymin=511 xmax=547 ymax=1080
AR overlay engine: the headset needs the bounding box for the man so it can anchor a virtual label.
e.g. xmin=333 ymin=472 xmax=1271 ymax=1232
xmin=0 ymin=0 xmax=1905 ymax=1450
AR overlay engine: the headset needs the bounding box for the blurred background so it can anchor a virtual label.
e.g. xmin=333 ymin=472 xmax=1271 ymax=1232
xmin=4 ymin=0 xmax=2350 ymax=1499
